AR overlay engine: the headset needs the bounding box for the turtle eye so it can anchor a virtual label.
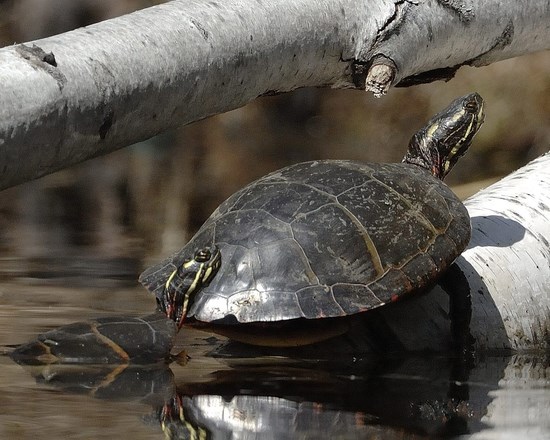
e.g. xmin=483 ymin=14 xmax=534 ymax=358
xmin=194 ymin=248 xmax=212 ymax=262
xmin=463 ymin=99 xmax=478 ymax=112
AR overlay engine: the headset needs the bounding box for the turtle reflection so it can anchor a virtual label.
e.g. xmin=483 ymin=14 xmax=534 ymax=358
xmin=11 ymin=345 xmax=516 ymax=439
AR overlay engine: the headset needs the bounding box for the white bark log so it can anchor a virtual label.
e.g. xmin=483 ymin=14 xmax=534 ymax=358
xmin=1 ymin=0 xmax=550 ymax=189
xmin=367 ymin=152 xmax=550 ymax=353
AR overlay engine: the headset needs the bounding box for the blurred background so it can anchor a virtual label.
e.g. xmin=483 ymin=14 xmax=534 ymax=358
xmin=0 ymin=0 xmax=549 ymax=283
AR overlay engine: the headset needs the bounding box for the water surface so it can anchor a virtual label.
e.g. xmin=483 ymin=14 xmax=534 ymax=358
xmin=1 ymin=260 xmax=549 ymax=439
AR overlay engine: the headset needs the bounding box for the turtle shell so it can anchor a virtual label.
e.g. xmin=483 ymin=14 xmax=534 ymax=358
xmin=11 ymin=312 xmax=176 ymax=364
xmin=140 ymin=160 xmax=470 ymax=324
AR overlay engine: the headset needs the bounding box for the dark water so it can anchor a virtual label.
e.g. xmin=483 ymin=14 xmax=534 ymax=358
xmin=1 ymin=259 xmax=549 ymax=440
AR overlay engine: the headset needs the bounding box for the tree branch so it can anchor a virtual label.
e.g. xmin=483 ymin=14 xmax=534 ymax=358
xmin=1 ymin=0 xmax=549 ymax=189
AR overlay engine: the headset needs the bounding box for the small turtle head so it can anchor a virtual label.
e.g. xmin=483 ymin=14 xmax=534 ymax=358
xmin=159 ymin=246 xmax=221 ymax=329
xmin=403 ymin=93 xmax=484 ymax=180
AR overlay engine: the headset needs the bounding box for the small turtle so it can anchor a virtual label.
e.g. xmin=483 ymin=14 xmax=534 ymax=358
xmin=140 ymin=93 xmax=484 ymax=346
xmin=11 ymin=312 xmax=176 ymax=364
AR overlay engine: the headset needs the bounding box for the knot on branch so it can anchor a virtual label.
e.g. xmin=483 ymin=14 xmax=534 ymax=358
xmin=363 ymin=56 xmax=397 ymax=97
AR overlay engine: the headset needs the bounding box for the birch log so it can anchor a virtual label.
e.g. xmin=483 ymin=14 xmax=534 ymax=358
xmin=1 ymin=0 xmax=550 ymax=189
xmin=358 ymin=152 xmax=550 ymax=353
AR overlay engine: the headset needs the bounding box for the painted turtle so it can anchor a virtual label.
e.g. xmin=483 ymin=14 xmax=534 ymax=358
xmin=11 ymin=312 xmax=176 ymax=364
xmin=140 ymin=93 xmax=484 ymax=346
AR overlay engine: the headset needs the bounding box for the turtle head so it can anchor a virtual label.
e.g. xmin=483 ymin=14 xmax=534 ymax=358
xmin=159 ymin=246 xmax=221 ymax=329
xmin=403 ymin=93 xmax=484 ymax=180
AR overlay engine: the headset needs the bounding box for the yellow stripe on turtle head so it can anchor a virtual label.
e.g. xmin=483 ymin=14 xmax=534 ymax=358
xmin=203 ymin=265 xmax=214 ymax=282
xmin=164 ymin=269 xmax=178 ymax=291
xmin=183 ymin=259 xmax=196 ymax=269
xmin=180 ymin=262 xmax=205 ymax=314
xmin=443 ymin=108 xmax=477 ymax=175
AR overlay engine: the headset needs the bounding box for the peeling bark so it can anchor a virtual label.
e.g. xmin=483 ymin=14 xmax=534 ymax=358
xmin=1 ymin=0 xmax=549 ymax=189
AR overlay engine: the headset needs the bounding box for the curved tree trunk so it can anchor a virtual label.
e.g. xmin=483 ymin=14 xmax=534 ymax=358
xmin=360 ymin=152 xmax=550 ymax=353
xmin=1 ymin=0 xmax=550 ymax=189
